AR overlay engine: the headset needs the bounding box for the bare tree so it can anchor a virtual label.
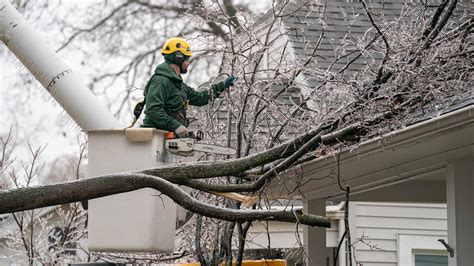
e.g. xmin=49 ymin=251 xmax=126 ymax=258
xmin=0 ymin=129 xmax=88 ymax=264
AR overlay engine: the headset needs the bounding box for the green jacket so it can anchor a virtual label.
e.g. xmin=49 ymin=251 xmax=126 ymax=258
xmin=141 ymin=62 xmax=227 ymax=131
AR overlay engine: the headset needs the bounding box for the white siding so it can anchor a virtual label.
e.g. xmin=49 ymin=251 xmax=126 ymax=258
xmin=231 ymin=202 xmax=448 ymax=266
xmin=351 ymin=202 xmax=447 ymax=266
xmin=253 ymin=18 xmax=294 ymax=79
xmin=326 ymin=218 xmax=340 ymax=247
xmin=243 ymin=221 xmax=303 ymax=250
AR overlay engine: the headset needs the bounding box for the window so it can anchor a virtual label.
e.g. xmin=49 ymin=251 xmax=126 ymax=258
xmin=398 ymin=234 xmax=449 ymax=265
xmin=48 ymin=226 xmax=77 ymax=256
xmin=414 ymin=254 xmax=448 ymax=266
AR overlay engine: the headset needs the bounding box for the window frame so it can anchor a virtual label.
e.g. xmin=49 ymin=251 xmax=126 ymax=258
xmin=397 ymin=233 xmax=448 ymax=266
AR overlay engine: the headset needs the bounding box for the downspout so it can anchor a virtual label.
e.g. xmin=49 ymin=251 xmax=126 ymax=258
xmin=338 ymin=217 xmax=347 ymax=266
xmin=0 ymin=0 xmax=122 ymax=131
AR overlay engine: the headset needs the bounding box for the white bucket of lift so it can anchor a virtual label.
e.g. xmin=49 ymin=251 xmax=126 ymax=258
xmin=87 ymin=128 xmax=177 ymax=252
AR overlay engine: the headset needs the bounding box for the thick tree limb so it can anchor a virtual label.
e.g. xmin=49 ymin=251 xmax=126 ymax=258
xmin=0 ymin=173 xmax=330 ymax=227
xmin=140 ymin=123 xmax=329 ymax=182
xmin=423 ymin=0 xmax=458 ymax=50
xmin=134 ymin=118 xmax=363 ymax=195
xmin=422 ymin=0 xmax=449 ymax=39
xmin=177 ymin=133 xmax=325 ymax=193
xmin=172 ymin=121 xmax=363 ymax=193
xmin=360 ymin=0 xmax=390 ymax=84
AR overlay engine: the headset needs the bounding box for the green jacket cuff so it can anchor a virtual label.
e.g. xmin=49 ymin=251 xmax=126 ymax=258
xmin=211 ymin=81 xmax=227 ymax=98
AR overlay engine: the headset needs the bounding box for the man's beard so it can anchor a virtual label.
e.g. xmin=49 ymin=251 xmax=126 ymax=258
xmin=180 ymin=65 xmax=188 ymax=74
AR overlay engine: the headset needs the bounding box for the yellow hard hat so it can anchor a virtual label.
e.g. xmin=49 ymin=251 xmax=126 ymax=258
xmin=162 ymin=37 xmax=192 ymax=57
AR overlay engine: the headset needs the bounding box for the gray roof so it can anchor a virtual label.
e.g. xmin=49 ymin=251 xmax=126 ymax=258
xmin=279 ymin=0 xmax=471 ymax=75
xmin=283 ymin=1 xmax=404 ymax=62
xmin=255 ymin=0 xmax=473 ymax=123
xmin=405 ymin=89 xmax=473 ymax=127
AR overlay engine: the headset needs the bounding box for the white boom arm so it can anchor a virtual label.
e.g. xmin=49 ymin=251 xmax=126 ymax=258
xmin=0 ymin=0 xmax=122 ymax=131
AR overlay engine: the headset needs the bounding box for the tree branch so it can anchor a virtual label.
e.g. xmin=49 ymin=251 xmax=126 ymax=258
xmin=422 ymin=0 xmax=449 ymax=39
xmin=360 ymin=0 xmax=390 ymax=84
xmin=0 ymin=173 xmax=330 ymax=227
xmin=56 ymin=2 xmax=133 ymax=52
xmin=140 ymin=123 xmax=330 ymax=182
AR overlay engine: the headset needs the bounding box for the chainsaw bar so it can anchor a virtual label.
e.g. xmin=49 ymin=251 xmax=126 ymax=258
xmin=165 ymin=138 xmax=235 ymax=156
xmin=192 ymin=143 xmax=236 ymax=155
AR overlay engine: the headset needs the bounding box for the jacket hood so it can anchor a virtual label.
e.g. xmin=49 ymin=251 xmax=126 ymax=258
xmin=154 ymin=62 xmax=182 ymax=84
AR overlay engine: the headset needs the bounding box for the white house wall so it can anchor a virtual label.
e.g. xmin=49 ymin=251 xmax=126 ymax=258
xmin=252 ymin=17 xmax=295 ymax=80
xmin=242 ymin=221 xmax=303 ymax=250
xmin=238 ymin=201 xmax=448 ymax=266
xmin=267 ymin=23 xmax=296 ymax=71
xmin=350 ymin=202 xmax=448 ymax=266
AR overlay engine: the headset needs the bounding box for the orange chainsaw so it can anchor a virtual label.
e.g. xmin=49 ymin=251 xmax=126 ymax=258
xmin=164 ymin=130 xmax=235 ymax=157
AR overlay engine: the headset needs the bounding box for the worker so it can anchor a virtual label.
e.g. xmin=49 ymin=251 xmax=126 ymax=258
xmin=141 ymin=37 xmax=236 ymax=137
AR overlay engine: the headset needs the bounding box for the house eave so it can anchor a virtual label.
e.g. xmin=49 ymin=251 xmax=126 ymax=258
xmin=285 ymin=105 xmax=473 ymax=200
